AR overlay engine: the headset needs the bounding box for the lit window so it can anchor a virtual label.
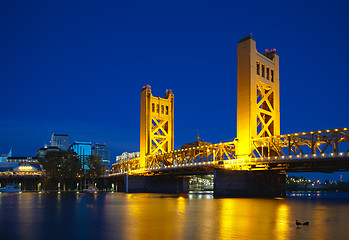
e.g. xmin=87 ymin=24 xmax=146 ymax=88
xmin=256 ymin=62 xmax=260 ymax=75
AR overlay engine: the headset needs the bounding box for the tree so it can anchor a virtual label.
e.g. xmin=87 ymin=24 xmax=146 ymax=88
xmin=39 ymin=150 xmax=82 ymax=190
xmin=86 ymin=155 xmax=103 ymax=179
xmin=60 ymin=150 xmax=82 ymax=179
xmin=39 ymin=150 xmax=61 ymax=178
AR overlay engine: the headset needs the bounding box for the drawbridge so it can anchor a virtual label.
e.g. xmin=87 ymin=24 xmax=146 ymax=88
xmin=109 ymin=35 xmax=349 ymax=183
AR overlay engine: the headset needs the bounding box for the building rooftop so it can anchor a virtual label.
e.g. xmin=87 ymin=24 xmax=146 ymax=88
xmin=72 ymin=141 xmax=92 ymax=145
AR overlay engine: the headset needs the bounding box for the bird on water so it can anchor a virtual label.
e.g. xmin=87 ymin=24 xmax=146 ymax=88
xmin=296 ymin=220 xmax=310 ymax=226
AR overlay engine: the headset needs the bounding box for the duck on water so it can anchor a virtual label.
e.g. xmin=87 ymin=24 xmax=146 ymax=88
xmin=296 ymin=220 xmax=310 ymax=226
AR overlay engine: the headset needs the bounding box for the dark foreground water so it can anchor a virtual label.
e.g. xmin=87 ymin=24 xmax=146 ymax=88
xmin=1 ymin=191 xmax=349 ymax=240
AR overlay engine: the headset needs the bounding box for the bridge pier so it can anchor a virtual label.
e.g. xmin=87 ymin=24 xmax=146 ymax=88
xmin=214 ymin=169 xmax=286 ymax=198
xmin=122 ymin=174 xmax=189 ymax=193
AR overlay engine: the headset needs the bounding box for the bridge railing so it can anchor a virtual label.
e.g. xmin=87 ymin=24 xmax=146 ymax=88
xmin=110 ymin=128 xmax=349 ymax=175
xmin=219 ymin=151 xmax=349 ymax=171
xmin=251 ymin=127 xmax=349 ymax=159
xmin=110 ymin=141 xmax=236 ymax=174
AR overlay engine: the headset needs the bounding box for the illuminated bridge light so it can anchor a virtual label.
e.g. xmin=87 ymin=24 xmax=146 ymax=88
xmin=340 ymin=153 xmax=343 ymax=156
xmin=344 ymin=128 xmax=348 ymax=131
xmin=335 ymin=129 xmax=338 ymax=131
xmin=318 ymin=131 xmax=322 ymax=133
xmin=302 ymin=132 xmax=306 ymax=135
xmin=327 ymin=130 xmax=330 ymax=132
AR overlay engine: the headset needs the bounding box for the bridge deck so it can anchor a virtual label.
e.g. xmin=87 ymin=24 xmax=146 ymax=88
xmin=109 ymin=127 xmax=349 ymax=176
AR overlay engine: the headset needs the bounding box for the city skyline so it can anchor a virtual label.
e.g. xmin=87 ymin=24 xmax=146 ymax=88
xmin=1 ymin=1 xmax=349 ymax=181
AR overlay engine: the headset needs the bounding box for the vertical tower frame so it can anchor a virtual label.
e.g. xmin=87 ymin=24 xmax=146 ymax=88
xmin=140 ymin=85 xmax=174 ymax=167
xmin=236 ymin=36 xmax=280 ymax=158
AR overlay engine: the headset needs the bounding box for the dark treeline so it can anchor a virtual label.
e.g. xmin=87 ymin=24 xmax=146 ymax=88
xmin=38 ymin=150 xmax=103 ymax=191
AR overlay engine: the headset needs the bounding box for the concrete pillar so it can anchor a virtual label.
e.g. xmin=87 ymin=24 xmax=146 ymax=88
xmin=124 ymin=175 xmax=189 ymax=194
xmin=214 ymin=169 xmax=285 ymax=198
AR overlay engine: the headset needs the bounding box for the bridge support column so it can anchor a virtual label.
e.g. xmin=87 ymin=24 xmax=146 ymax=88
xmin=124 ymin=175 xmax=189 ymax=194
xmin=214 ymin=169 xmax=285 ymax=198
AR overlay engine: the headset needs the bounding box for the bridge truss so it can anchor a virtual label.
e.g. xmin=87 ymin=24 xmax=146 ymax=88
xmin=110 ymin=127 xmax=349 ymax=176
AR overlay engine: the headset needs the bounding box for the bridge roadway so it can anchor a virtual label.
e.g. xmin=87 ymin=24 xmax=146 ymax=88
xmin=108 ymin=152 xmax=349 ymax=177
xmin=109 ymin=127 xmax=349 ymax=176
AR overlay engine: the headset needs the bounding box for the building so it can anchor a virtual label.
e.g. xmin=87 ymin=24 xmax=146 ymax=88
xmin=92 ymin=143 xmax=110 ymax=170
xmin=0 ymin=162 xmax=19 ymax=172
xmin=70 ymin=141 xmax=92 ymax=171
xmin=0 ymin=149 xmax=12 ymax=162
xmin=1 ymin=156 xmax=42 ymax=176
xmin=116 ymin=152 xmax=140 ymax=163
xmin=35 ymin=146 xmax=61 ymax=158
xmin=51 ymin=133 xmax=70 ymax=151
xmin=0 ymin=161 xmax=43 ymax=178
xmin=7 ymin=156 xmax=39 ymax=163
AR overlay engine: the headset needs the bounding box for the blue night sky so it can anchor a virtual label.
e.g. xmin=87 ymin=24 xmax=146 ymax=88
xmin=1 ymin=1 xmax=348 ymax=182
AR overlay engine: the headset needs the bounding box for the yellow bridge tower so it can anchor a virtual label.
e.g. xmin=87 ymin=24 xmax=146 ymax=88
xmin=236 ymin=35 xmax=280 ymax=158
xmin=140 ymin=85 xmax=174 ymax=168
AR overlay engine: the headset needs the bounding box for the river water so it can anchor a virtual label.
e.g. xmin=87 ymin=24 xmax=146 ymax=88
xmin=0 ymin=191 xmax=348 ymax=240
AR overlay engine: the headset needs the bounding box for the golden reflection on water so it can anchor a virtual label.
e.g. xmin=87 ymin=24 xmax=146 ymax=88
xmin=174 ymin=196 xmax=186 ymax=239
xmin=122 ymin=196 xmax=298 ymax=240
xmin=196 ymin=199 xmax=216 ymax=239
xmin=2 ymin=192 xmax=349 ymax=240
xmin=112 ymin=193 xmax=349 ymax=240
xmin=275 ymin=204 xmax=289 ymax=240
xmin=218 ymin=199 xmax=237 ymax=239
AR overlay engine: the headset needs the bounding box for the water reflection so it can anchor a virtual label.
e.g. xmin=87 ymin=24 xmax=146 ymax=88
xmin=0 ymin=192 xmax=348 ymax=240
xmin=275 ymin=204 xmax=289 ymax=240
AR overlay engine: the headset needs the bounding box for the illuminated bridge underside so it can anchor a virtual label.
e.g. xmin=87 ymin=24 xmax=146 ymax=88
xmin=110 ymin=128 xmax=349 ymax=176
